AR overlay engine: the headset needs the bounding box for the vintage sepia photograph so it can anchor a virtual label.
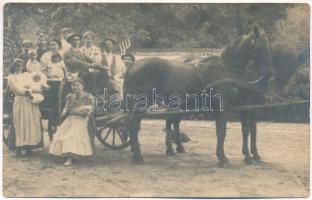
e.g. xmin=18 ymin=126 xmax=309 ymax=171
xmin=2 ymin=2 xmax=310 ymax=198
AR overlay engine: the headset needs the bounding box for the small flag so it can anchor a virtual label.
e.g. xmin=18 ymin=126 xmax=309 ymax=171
xmin=119 ymin=38 xmax=131 ymax=55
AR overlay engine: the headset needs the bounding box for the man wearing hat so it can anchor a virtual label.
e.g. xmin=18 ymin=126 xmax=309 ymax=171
xmin=60 ymin=27 xmax=72 ymax=53
xmin=63 ymin=32 xmax=96 ymax=71
xmin=63 ymin=32 xmax=100 ymax=94
xmin=122 ymin=53 xmax=135 ymax=69
xmin=36 ymin=33 xmax=49 ymax=61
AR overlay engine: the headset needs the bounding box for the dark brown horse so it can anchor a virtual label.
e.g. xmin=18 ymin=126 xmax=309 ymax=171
xmin=124 ymin=23 xmax=273 ymax=166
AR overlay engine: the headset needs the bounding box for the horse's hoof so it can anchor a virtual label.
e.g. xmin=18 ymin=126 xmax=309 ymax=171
xmin=252 ymin=155 xmax=261 ymax=162
xmin=132 ymin=156 xmax=144 ymax=164
xmin=176 ymin=146 xmax=186 ymax=153
xmin=218 ymin=158 xmax=230 ymax=168
xmin=166 ymin=149 xmax=176 ymax=156
xmin=244 ymin=157 xmax=253 ymax=165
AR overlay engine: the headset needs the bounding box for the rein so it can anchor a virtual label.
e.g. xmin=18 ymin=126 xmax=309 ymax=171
xmin=194 ymin=61 xmax=257 ymax=74
xmin=191 ymin=57 xmax=263 ymax=92
xmin=203 ymin=78 xmax=291 ymax=103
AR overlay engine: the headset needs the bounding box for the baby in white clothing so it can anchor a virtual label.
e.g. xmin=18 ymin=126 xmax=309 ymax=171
xmin=25 ymin=72 xmax=50 ymax=104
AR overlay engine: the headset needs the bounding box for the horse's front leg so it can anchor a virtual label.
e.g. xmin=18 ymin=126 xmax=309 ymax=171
xmin=250 ymin=115 xmax=261 ymax=162
xmin=174 ymin=119 xmax=185 ymax=153
xmin=165 ymin=119 xmax=175 ymax=156
xmin=129 ymin=118 xmax=144 ymax=164
xmin=241 ymin=112 xmax=252 ymax=164
xmin=215 ymin=113 xmax=229 ymax=167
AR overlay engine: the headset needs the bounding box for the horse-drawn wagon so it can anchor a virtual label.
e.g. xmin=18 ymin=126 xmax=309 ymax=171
xmin=3 ymin=70 xmax=309 ymax=165
xmin=3 ymin=24 xmax=309 ymax=166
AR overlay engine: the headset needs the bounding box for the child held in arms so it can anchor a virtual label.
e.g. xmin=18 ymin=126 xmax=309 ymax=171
xmin=25 ymin=72 xmax=50 ymax=104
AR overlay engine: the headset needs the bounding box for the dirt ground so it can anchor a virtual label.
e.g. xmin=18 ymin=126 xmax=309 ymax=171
xmin=2 ymin=120 xmax=310 ymax=198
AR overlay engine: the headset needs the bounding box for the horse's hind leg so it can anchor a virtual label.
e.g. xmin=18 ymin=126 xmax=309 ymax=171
xmin=129 ymin=118 xmax=144 ymax=164
xmin=250 ymin=113 xmax=261 ymax=162
xmin=241 ymin=112 xmax=252 ymax=165
xmin=174 ymin=119 xmax=185 ymax=153
xmin=165 ymin=118 xmax=175 ymax=156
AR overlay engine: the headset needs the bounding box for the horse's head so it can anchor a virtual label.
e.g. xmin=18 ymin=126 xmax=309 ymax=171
xmin=247 ymin=23 xmax=273 ymax=77
xmin=222 ymin=23 xmax=273 ymax=83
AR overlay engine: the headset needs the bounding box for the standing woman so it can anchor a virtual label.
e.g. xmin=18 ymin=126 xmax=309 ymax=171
xmin=40 ymin=38 xmax=62 ymax=71
xmin=7 ymin=59 xmax=43 ymax=155
xmin=80 ymin=31 xmax=102 ymax=65
xmin=49 ymin=78 xmax=94 ymax=166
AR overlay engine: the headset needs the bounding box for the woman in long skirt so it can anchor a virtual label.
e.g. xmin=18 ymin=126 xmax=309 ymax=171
xmin=7 ymin=59 xmax=43 ymax=155
xmin=49 ymin=78 xmax=94 ymax=166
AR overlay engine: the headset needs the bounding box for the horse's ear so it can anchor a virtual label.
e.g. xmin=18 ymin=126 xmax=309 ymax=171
xmin=252 ymin=23 xmax=261 ymax=38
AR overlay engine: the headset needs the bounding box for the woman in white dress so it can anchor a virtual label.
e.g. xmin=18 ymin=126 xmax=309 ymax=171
xmin=49 ymin=78 xmax=94 ymax=166
xmin=7 ymin=59 xmax=43 ymax=155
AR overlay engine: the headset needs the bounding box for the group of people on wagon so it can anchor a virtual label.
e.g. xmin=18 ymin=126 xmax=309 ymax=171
xmin=6 ymin=27 xmax=136 ymax=166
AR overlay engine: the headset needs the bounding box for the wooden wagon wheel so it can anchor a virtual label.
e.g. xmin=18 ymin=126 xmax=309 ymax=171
xmin=47 ymin=120 xmax=58 ymax=141
xmin=3 ymin=80 xmax=14 ymax=146
xmin=3 ymin=119 xmax=10 ymax=146
xmin=3 ymin=112 xmax=15 ymax=148
xmin=96 ymin=124 xmax=131 ymax=150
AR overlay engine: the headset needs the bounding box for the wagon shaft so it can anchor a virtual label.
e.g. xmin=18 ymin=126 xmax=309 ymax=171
xmin=231 ymin=100 xmax=309 ymax=112
xmin=99 ymin=100 xmax=309 ymax=121
xmin=94 ymin=112 xmax=129 ymax=127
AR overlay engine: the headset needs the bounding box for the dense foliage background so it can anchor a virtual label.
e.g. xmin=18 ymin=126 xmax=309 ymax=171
xmin=3 ymin=3 xmax=310 ymax=121
xmin=4 ymin=4 xmax=309 ymax=53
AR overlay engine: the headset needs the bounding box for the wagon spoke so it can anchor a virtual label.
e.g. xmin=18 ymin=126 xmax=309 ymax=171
xmin=103 ymin=128 xmax=112 ymax=141
xmin=118 ymin=128 xmax=129 ymax=144
xmin=112 ymin=129 xmax=116 ymax=146
xmin=97 ymin=125 xmax=107 ymax=131
xmin=98 ymin=126 xmax=108 ymax=140
xmin=116 ymin=128 xmax=122 ymax=143
xmin=116 ymin=128 xmax=123 ymax=143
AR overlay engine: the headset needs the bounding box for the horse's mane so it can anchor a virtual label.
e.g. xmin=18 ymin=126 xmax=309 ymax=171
xmin=221 ymin=34 xmax=252 ymax=70
xmin=195 ymin=34 xmax=251 ymax=70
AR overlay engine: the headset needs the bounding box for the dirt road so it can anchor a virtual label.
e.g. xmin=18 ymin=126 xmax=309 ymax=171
xmin=3 ymin=120 xmax=309 ymax=197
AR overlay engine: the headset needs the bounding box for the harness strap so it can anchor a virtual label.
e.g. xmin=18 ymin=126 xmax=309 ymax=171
xmin=191 ymin=64 xmax=205 ymax=89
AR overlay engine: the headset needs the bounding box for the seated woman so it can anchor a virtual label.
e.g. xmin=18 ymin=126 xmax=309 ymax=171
xmin=49 ymin=78 xmax=94 ymax=166
xmin=7 ymin=59 xmax=43 ymax=155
